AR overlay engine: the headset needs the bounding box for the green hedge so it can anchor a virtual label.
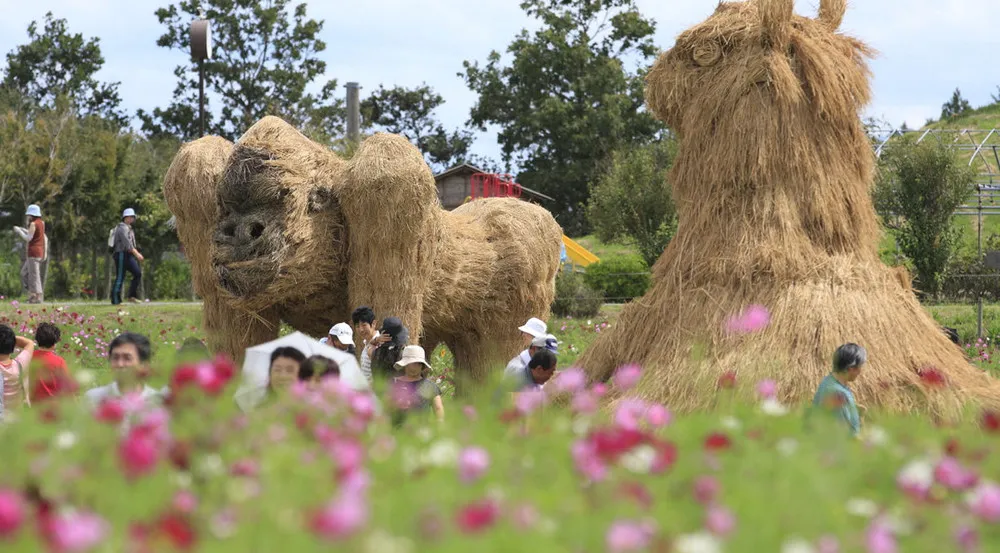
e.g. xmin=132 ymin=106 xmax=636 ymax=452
xmin=583 ymin=254 xmax=650 ymax=302
xmin=552 ymin=270 xmax=603 ymax=317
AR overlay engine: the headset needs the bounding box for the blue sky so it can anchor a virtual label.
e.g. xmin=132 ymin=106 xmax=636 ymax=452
xmin=2 ymin=0 xmax=997 ymax=163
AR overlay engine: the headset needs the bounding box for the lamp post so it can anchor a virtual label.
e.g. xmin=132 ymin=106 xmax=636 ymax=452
xmin=190 ymin=15 xmax=213 ymax=137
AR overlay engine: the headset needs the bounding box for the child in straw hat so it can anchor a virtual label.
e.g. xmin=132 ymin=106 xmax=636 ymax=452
xmin=388 ymin=345 xmax=443 ymax=426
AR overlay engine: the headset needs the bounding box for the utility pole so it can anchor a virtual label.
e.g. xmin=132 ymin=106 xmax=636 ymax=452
xmin=346 ymin=82 xmax=361 ymax=144
xmin=190 ymin=14 xmax=213 ymax=137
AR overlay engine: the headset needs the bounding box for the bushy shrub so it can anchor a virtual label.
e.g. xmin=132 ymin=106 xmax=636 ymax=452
xmin=583 ymin=254 xmax=650 ymax=302
xmin=552 ymin=270 xmax=603 ymax=317
xmin=0 ymin=236 xmax=22 ymax=298
xmin=46 ymin=258 xmax=91 ymax=299
xmin=153 ymin=256 xmax=193 ymax=300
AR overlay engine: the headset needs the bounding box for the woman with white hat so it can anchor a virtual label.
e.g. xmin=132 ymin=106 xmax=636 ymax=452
xmin=13 ymin=204 xmax=47 ymax=304
xmin=111 ymin=208 xmax=143 ymax=305
xmin=389 ymin=345 xmax=443 ymax=425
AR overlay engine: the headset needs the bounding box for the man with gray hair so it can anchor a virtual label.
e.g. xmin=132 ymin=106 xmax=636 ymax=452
xmin=811 ymin=343 xmax=866 ymax=436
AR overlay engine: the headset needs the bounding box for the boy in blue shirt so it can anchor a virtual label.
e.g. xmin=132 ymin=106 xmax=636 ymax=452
xmin=812 ymin=343 xmax=866 ymax=436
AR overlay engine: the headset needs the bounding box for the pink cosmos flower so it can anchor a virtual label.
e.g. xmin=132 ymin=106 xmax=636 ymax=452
xmin=172 ymin=491 xmax=198 ymax=514
xmin=550 ymin=368 xmax=586 ymax=394
xmin=462 ymin=405 xmax=478 ymax=421
xmin=724 ymin=304 xmax=770 ymax=335
xmin=571 ymin=439 xmax=608 ymax=482
xmin=755 ymin=379 xmax=777 ymax=400
xmin=968 ymin=482 xmax=1000 ymax=522
xmin=817 ymin=535 xmax=840 ymax=553
xmin=328 ymin=438 xmax=364 ymax=475
xmin=571 ymin=391 xmax=598 ymax=415
xmin=514 ymin=390 xmax=547 ymax=415
xmin=613 ymin=365 xmax=642 ymax=390
xmin=865 ymin=519 xmax=897 ymax=553
xmin=896 ymin=459 xmax=933 ymax=500
xmin=458 ymin=447 xmax=490 ymax=483
xmin=349 ymin=394 xmax=375 ymax=420
xmin=47 ymin=511 xmax=109 ymax=553
xmin=614 ymin=399 xmax=648 ymax=431
xmin=645 ymin=404 xmax=672 ymax=428
xmin=310 ymin=493 xmax=368 ymax=540
xmin=954 ymin=525 xmax=978 ymax=553
xmin=0 ymin=489 xmax=24 ymax=539
xmin=606 ymin=520 xmax=655 ymax=553
xmin=592 ymin=382 xmax=608 ymax=397
xmin=705 ymin=505 xmax=736 ymax=537
xmin=510 ymin=503 xmax=538 ymax=531
xmin=693 ymin=476 xmax=720 ymax=505
xmin=934 ymin=457 xmax=978 ymax=491
xmin=118 ymin=429 xmax=160 ymax=479
xmin=339 ymin=470 xmax=370 ymax=497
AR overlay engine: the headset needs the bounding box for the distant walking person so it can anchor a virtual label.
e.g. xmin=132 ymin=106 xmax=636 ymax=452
xmin=111 ymin=208 xmax=144 ymax=305
xmin=13 ymin=204 xmax=47 ymax=304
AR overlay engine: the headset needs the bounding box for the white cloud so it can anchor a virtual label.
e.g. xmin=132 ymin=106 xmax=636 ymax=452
xmin=0 ymin=0 xmax=996 ymax=161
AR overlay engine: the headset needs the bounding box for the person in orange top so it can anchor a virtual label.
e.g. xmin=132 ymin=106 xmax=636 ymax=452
xmin=30 ymin=323 xmax=74 ymax=403
xmin=13 ymin=204 xmax=47 ymax=304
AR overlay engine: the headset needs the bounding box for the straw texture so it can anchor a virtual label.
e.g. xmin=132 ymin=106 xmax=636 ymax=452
xmin=576 ymin=0 xmax=1000 ymax=417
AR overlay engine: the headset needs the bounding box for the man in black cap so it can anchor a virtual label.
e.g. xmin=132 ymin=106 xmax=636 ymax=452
xmin=369 ymin=316 xmax=409 ymax=383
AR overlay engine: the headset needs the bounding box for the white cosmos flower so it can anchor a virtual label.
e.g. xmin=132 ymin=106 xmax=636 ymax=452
xmin=620 ymin=445 xmax=656 ymax=474
xmin=780 ymin=538 xmax=817 ymax=553
xmin=675 ymin=532 xmax=722 ymax=553
xmin=776 ymin=438 xmax=798 ymax=456
xmin=845 ymin=497 xmax=879 ymax=518
xmin=760 ymin=398 xmax=790 ymax=416
xmin=423 ymin=439 xmax=459 ymax=467
xmin=720 ymin=416 xmax=742 ymax=430
xmin=54 ymin=431 xmax=77 ymax=450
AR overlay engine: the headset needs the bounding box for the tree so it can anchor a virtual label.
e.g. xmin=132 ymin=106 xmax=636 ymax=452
xmin=587 ymin=139 xmax=677 ymax=266
xmin=941 ymin=88 xmax=972 ymax=120
xmin=991 ymin=85 xmax=1000 ymax=104
xmin=139 ymin=0 xmax=344 ymax=142
xmin=361 ymin=84 xmax=473 ymax=171
xmin=874 ymin=136 xmax=976 ymax=298
xmin=462 ymin=0 xmax=664 ymax=235
xmin=1 ymin=12 xmax=124 ymax=124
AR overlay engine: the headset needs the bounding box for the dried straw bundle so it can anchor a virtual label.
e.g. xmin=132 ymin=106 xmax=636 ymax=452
xmin=165 ymin=117 xmax=562 ymax=381
xmin=577 ymin=0 xmax=1000 ymax=417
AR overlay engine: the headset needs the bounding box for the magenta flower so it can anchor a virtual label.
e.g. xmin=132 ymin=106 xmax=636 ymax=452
xmin=47 ymin=511 xmax=109 ymax=553
xmin=693 ymin=476 xmax=720 ymax=505
xmin=0 ymin=489 xmax=24 ymax=539
xmin=705 ymin=505 xmax=736 ymax=537
xmin=458 ymin=447 xmax=491 ymax=483
xmin=550 ymin=368 xmax=586 ymax=394
xmin=934 ymin=457 xmax=978 ymax=491
xmin=310 ymin=493 xmax=368 ymax=540
xmin=968 ymin=482 xmax=1000 ymax=522
xmin=755 ymin=379 xmax=777 ymax=400
xmin=865 ymin=519 xmax=897 ymax=553
xmin=118 ymin=429 xmax=160 ymax=479
xmin=613 ymin=365 xmax=642 ymax=390
xmin=724 ymin=304 xmax=771 ymax=335
xmin=645 ymin=404 xmax=672 ymax=428
xmin=606 ymin=520 xmax=655 ymax=553
xmin=571 ymin=439 xmax=608 ymax=482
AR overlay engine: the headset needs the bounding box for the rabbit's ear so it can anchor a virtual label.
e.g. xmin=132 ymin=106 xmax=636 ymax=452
xmin=817 ymin=0 xmax=847 ymax=30
xmin=757 ymin=0 xmax=794 ymax=49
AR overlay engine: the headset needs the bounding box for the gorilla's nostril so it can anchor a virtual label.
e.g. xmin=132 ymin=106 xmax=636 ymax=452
xmin=250 ymin=223 xmax=265 ymax=239
xmin=223 ymin=222 xmax=237 ymax=237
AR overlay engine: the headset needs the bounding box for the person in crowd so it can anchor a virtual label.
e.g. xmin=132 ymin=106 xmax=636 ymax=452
xmin=267 ymin=346 xmax=306 ymax=397
xmin=353 ymin=306 xmax=382 ymax=384
xmin=505 ymin=333 xmax=558 ymax=377
xmin=389 ymin=345 xmax=444 ymax=425
xmin=85 ymin=333 xmax=164 ymax=406
xmin=299 ymin=355 xmax=340 ymax=386
xmin=508 ymin=349 xmax=558 ymax=394
xmin=320 ymin=323 xmax=356 ymax=355
xmin=13 ymin=204 xmax=47 ymax=304
xmin=0 ymin=324 xmax=35 ymax=417
xmin=111 ymin=208 xmax=143 ymax=305
xmin=811 ymin=343 xmax=866 ymax=436
xmin=370 ymin=316 xmax=408 ymax=382
xmin=505 ymin=317 xmax=548 ymax=376
xmin=29 ymin=323 xmax=71 ymax=403
xmin=944 ymin=327 xmax=960 ymax=345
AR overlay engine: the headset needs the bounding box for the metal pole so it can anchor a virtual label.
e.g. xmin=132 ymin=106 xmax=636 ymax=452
xmin=978 ymin=188 xmax=984 ymax=338
xmin=199 ymin=59 xmax=205 ymax=137
xmin=346 ymin=82 xmax=361 ymax=144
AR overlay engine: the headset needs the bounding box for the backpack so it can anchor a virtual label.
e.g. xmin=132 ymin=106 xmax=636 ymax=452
xmin=108 ymin=226 xmax=116 ymax=254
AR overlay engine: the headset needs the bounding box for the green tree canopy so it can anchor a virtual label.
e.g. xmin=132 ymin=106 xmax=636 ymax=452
xmin=461 ymin=0 xmax=664 ymax=234
xmin=874 ymin=136 xmax=976 ymax=298
xmin=139 ymin=0 xmax=344 ymax=142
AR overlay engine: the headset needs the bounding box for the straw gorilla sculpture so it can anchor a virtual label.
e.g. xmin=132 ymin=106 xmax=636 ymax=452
xmin=577 ymin=0 xmax=1000 ymax=416
xmin=163 ymin=117 xmax=562 ymax=386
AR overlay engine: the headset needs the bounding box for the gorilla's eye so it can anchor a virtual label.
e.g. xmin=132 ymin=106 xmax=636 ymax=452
xmin=692 ymin=39 xmax=722 ymax=67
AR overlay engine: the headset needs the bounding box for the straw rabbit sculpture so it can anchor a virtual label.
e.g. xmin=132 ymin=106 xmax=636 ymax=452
xmin=163 ymin=116 xmax=562 ymax=389
xmin=575 ymin=0 xmax=1000 ymax=416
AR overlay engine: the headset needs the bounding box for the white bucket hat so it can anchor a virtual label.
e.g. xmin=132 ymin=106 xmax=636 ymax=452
xmin=395 ymin=345 xmax=430 ymax=369
xmin=518 ymin=317 xmax=547 ymax=338
xmin=25 ymin=205 xmax=41 ymax=217
xmin=328 ymin=322 xmax=354 ymax=346
xmin=122 ymin=208 xmax=136 ymax=218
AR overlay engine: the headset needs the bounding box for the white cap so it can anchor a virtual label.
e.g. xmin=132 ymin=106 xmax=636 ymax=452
xmin=394 ymin=345 xmax=430 ymax=369
xmin=518 ymin=317 xmax=547 ymax=338
xmin=327 ymin=322 xmax=354 ymax=347
xmin=122 ymin=208 xmax=136 ymax=218
xmin=25 ymin=205 xmax=41 ymax=217
xmin=531 ymin=334 xmax=559 ymax=353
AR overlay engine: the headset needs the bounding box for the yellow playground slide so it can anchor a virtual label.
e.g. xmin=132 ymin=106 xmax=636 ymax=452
xmin=561 ymin=235 xmax=599 ymax=267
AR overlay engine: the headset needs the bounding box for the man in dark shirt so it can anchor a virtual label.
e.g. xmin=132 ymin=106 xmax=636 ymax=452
xmin=111 ymin=208 xmax=144 ymax=305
